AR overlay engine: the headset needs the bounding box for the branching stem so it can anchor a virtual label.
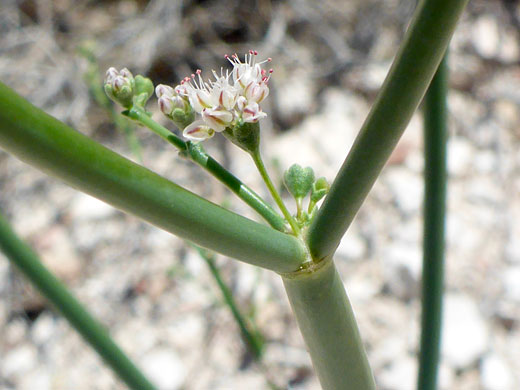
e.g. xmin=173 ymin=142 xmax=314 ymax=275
xmin=125 ymin=108 xmax=286 ymax=232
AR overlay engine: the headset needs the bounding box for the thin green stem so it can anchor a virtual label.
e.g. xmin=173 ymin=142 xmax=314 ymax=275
xmin=125 ymin=108 xmax=286 ymax=232
xmin=0 ymin=81 xmax=308 ymax=273
xmin=282 ymin=260 xmax=375 ymax=389
xmin=192 ymin=245 xmax=264 ymax=360
xmin=308 ymin=0 xmax=468 ymax=261
xmin=417 ymin=55 xmax=448 ymax=390
xmin=251 ymin=150 xmax=301 ymax=236
xmin=0 ymin=212 xmax=156 ymax=390
xmin=126 ymin=107 xmax=186 ymax=150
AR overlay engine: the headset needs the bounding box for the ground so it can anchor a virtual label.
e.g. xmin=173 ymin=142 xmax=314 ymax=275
xmin=1 ymin=0 xmax=520 ymax=389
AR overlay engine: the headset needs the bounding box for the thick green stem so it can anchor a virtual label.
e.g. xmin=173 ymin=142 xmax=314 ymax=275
xmin=251 ymin=150 xmax=301 ymax=236
xmin=0 ymin=213 xmax=156 ymax=390
xmin=308 ymin=0 xmax=468 ymax=261
xmin=126 ymin=108 xmax=286 ymax=232
xmin=417 ymin=55 xmax=448 ymax=390
xmin=282 ymin=260 xmax=375 ymax=390
xmin=0 ymin=81 xmax=307 ymax=273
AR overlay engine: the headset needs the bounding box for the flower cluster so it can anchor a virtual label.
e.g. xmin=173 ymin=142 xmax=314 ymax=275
xmin=104 ymin=67 xmax=135 ymax=108
xmin=156 ymin=50 xmax=272 ymax=142
xmin=104 ymin=67 xmax=154 ymax=109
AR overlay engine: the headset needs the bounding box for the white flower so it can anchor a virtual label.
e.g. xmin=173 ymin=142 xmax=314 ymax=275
xmin=226 ymin=51 xmax=271 ymax=90
xmin=166 ymin=50 xmax=272 ymax=142
xmin=183 ymin=120 xmax=215 ymax=142
xmin=201 ymin=107 xmax=233 ymax=132
xmin=242 ymin=102 xmax=267 ymax=123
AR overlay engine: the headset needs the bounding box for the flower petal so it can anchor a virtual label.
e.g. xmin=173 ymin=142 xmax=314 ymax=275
xmin=183 ymin=120 xmax=215 ymax=142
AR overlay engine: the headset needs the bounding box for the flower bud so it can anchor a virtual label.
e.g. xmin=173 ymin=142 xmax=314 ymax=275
xmin=134 ymin=75 xmax=154 ymax=100
xmin=104 ymin=67 xmax=135 ymax=109
xmin=284 ymin=164 xmax=315 ymax=200
xmin=244 ymin=81 xmax=269 ymax=103
xmin=310 ymin=177 xmax=330 ymax=203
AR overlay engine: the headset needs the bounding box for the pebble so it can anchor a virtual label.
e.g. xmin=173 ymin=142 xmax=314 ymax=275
xmin=384 ymin=242 xmax=422 ymax=300
xmin=385 ymin=168 xmax=423 ymax=216
xmin=442 ymin=294 xmax=489 ymax=369
xmin=378 ymin=355 xmax=417 ymax=390
xmin=447 ymin=137 xmax=474 ymax=177
xmin=472 ymin=16 xmax=501 ymax=59
xmin=335 ymin=225 xmax=367 ymax=260
xmin=502 ymin=266 xmax=520 ymax=301
xmin=31 ymin=312 xmax=56 ymax=345
xmin=141 ymin=348 xmax=186 ymax=390
xmin=69 ymin=193 xmax=115 ymax=221
xmin=2 ymin=343 xmax=38 ymax=378
xmin=481 ymin=353 xmax=515 ymax=390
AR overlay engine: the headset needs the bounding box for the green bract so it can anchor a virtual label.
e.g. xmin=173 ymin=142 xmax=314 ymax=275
xmin=284 ymin=164 xmax=315 ymax=200
xmin=311 ymin=177 xmax=330 ymax=204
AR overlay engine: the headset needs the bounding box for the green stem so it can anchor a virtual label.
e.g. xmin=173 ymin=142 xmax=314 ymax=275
xmin=308 ymin=0 xmax=468 ymax=261
xmin=250 ymin=150 xmax=301 ymax=236
xmin=417 ymin=55 xmax=448 ymax=390
xmin=0 ymin=81 xmax=307 ymax=273
xmin=0 ymin=212 xmax=156 ymax=390
xmin=125 ymin=108 xmax=286 ymax=232
xmin=281 ymin=260 xmax=375 ymax=389
xmin=193 ymin=245 xmax=264 ymax=360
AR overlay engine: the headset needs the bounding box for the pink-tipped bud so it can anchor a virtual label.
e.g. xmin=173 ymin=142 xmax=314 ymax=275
xmin=112 ymin=76 xmax=126 ymax=92
xmin=244 ymin=81 xmax=269 ymax=103
xmin=155 ymin=84 xmax=175 ymax=99
xmin=105 ymin=67 xmax=119 ymax=83
xmin=120 ymin=68 xmax=133 ymax=79
xmin=158 ymin=96 xmax=174 ymax=115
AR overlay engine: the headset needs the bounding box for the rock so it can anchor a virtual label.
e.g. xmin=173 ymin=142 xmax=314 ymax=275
xmin=361 ymin=61 xmax=392 ymax=91
xmin=336 ymin=224 xmax=367 ymax=260
xmin=271 ymin=89 xmax=367 ymax=179
xmin=69 ymin=193 xmax=115 ymax=221
xmin=438 ymin=362 xmax=455 ymax=390
xmin=472 ymin=16 xmax=518 ymax=62
xmin=378 ymin=355 xmax=417 ymax=390
xmin=17 ymin=368 xmax=52 ymax=390
xmin=385 ymin=168 xmax=422 ymax=216
xmin=165 ymin=314 xmax=204 ymax=352
xmin=31 ymin=312 xmax=56 ymax=345
xmin=447 ymin=138 xmax=473 ymax=177
xmin=481 ymin=353 xmax=515 ymax=390
xmin=502 ymin=266 xmax=520 ymax=301
xmin=2 ymin=343 xmax=38 ymax=378
xmin=472 ymin=16 xmax=500 ymax=59
xmin=35 ymin=226 xmax=82 ymax=282
xmin=275 ymin=69 xmax=316 ymax=122
xmin=14 ymin=205 xmax=55 ymax=237
xmin=384 ymin=243 xmax=422 ymax=300
xmin=141 ymin=348 xmax=185 ymax=390
xmin=442 ymin=294 xmax=489 ymax=369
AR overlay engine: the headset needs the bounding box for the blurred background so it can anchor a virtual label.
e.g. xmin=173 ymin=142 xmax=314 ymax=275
xmin=1 ymin=0 xmax=520 ymax=389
